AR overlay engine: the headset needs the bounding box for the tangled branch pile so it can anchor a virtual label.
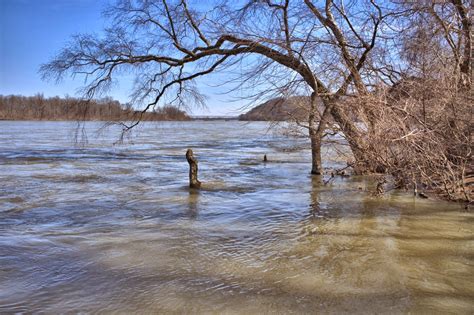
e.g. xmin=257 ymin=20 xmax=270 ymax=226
xmin=346 ymin=77 xmax=471 ymax=201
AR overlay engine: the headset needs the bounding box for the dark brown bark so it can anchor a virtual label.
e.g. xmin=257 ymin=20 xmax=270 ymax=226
xmin=309 ymin=93 xmax=322 ymax=175
xmin=310 ymin=136 xmax=323 ymax=175
xmin=186 ymin=148 xmax=201 ymax=189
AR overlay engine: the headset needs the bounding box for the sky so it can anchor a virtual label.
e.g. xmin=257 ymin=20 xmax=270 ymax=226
xmin=0 ymin=0 xmax=245 ymax=116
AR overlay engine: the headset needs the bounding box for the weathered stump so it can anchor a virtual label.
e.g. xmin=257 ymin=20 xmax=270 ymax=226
xmin=376 ymin=177 xmax=386 ymax=196
xmin=376 ymin=182 xmax=385 ymax=195
xmin=186 ymin=149 xmax=201 ymax=189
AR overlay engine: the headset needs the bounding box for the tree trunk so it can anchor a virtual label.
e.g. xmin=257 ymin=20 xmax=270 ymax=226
xmin=309 ymin=92 xmax=324 ymax=175
xmin=451 ymin=0 xmax=471 ymax=89
xmin=310 ymin=133 xmax=323 ymax=175
xmin=186 ymin=148 xmax=201 ymax=189
xmin=329 ymin=103 xmax=369 ymax=173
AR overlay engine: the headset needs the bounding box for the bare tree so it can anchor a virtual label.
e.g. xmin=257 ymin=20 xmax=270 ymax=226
xmin=41 ymin=0 xmax=391 ymax=175
xmin=393 ymin=0 xmax=471 ymax=89
xmin=346 ymin=0 xmax=472 ymax=201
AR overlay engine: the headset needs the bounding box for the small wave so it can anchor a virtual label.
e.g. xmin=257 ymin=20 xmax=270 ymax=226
xmin=32 ymin=174 xmax=107 ymax=183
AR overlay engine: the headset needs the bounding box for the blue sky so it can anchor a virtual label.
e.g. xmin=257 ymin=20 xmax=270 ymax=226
xmin=0 ymin=0 xmax=245 ymax=116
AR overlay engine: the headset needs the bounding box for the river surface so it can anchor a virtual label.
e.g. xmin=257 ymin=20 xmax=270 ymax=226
xmin=0 ymin=121 xmax=472 ymax=314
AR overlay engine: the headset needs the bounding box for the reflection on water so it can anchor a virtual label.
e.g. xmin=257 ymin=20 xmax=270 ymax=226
xmin=0 ymin=121 xmax=472 ymax=314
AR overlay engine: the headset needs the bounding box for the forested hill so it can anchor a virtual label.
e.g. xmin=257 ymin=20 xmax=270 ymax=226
xmin=239 ymin=96 xmax=317 ymax=121
xmin=0 ymin=94 xmax=190 ymax=121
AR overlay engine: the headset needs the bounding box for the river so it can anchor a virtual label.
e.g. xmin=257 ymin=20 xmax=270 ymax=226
xmin=0 ymin=121 xmax=472 ymax=313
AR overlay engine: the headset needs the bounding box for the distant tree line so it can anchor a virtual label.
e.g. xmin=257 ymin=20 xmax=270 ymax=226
xmin=0 ymin=94 xmax=190 ymax=121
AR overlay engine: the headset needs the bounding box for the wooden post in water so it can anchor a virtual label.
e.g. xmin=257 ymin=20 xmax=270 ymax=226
xmin=376 ymin=177 xmax=386 ymax=196
xmin=186 ymin=149 xmax=201 ymax=189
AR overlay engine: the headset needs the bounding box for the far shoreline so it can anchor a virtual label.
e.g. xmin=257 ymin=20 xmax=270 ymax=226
xmin=0 ymin=118 xmax=241 ymax=122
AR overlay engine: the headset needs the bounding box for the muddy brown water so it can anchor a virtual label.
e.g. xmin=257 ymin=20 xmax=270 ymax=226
xmin=0 ymin=121 xmax=472 ymax=314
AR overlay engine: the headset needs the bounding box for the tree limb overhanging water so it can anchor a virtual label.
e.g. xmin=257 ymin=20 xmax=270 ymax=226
xmin=39 ymin=0 xmax=472 ymax=202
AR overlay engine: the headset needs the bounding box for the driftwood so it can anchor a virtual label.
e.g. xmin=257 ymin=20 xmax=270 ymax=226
xmin=186 ymin=149 xmax=201 ymax=189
